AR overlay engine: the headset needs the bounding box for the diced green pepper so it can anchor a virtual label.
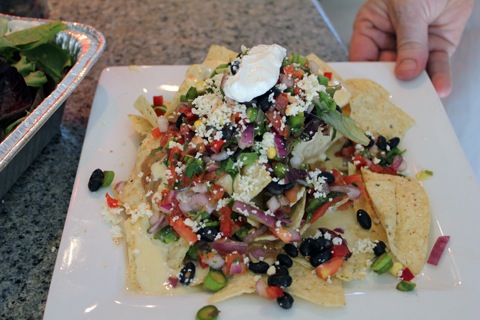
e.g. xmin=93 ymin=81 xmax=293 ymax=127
xmin=102 ymin=170 xmax=115 ymax=187
xmin=273 ymin=162 xmax=288 ymax=179
xmin=238 ymin=152 xmax=258 ymax=166
xmin=186 ymin=86 xmax=198 ymax=101
xmin=287 ymin=112 xmax=305 ymax=129
xmin=203 ymin=269 xmax=228 ymax=292
xmin=154 ymin=225 xmax=179 ymax=244
xmin=195 ymin=305 xmax=220 ymax=320
xmin=246 ymin=107 xmax=258 ymax=122
xmin=396 ymin=280 xmax=416 ymax=292
xmin=371 ymin=252 xmax=393 ymax=274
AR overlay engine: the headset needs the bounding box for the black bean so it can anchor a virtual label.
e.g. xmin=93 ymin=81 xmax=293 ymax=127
xmin=388 ymin=137 xmax=400 ymax=149
xmin=373 ymin=240 xmax=387 ymax=256
xmin=265 ymin=181 xmax=294 ymax=195
xmin=221 ymin=125 xmax=236 ymax=140
xmin=367 ymin=135 xmax=375 ymax=148
xmin=310 ymin=249 xmax=333 ymax=267
xmin=336 ymin=105 xmax=342 ymax=113
xmin=230 ymin=60 xmax=240 ymax=75
xmin=178 ymin=262 xmax=196 ymax=285
xmin=248 ymin=261 xmax=270 ymax=274
xmin=276 ymin=254 xmax=293 ymax=268
xmin=88 ymin=169 xmax=104 ymax=192
xmin=376 ymin=135 xmax=387 ymax=151
xmin=357 ymin=209 xmax=372 ymax=230
xmin=274 ymin=264 xmax=290 ymax=276
xmin=312 ymin=237 xmax=332 ymax=253
xmin=299 ymin=238 xmax=315 ymax=257
xmin=196 ymin=226 xmax=220 ymax=242
xmin=268 ymin=274 xmax=292 ymax=288
xmin=176 ymin=113 xmax=186 ymax=128
xmin=319 ymin=171 xmax=335 ymax=185
xmin=277 ymin=292 xmax=294 ymax=309
xmin=283 ymin=243 xmax=298 ymax=258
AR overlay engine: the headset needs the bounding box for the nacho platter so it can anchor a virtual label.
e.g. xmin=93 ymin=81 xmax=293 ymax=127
xmin=44 ymin=60 xmax=480 ymax=319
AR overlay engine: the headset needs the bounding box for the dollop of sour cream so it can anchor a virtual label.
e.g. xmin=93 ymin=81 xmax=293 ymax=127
xmin=223 ymin=44 xmax=287 ymax=102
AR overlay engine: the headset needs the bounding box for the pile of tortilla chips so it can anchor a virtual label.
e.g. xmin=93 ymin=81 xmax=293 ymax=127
xmin=110 ymin=45 xmax=430 ymax=308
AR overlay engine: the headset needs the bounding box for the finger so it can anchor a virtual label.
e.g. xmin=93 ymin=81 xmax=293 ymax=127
xmin=379 ymin=50 xmax=397 ymax=62
xmin=349 ymin=32 xmax=381 ymax=61
xmin=388 ymin=4 xmax=430 ymax=80
xmin=427 ymin=50 xmax=452 ymax=98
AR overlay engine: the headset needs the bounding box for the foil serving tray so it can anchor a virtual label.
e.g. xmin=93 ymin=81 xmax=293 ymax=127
xmin=0 ymin=14 xmax=105 ymax=199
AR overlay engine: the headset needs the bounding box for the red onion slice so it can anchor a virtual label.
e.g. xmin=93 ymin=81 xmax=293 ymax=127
xmin=238 ymin=123 xmax=254 ymax=149
xmin=330 ymin=185 xmax=361 ymax=200
xmin=243 ymin=225 xmax=268 ymax=243
xmin=273 ymin=132 xmax=287 ymax=158
xmin=232 ymin=201 xmax=277 ymax=228
xmin=427 ymin=235 xmax=450 ymax=266
xmin=212 ymin=238 xmax=248 ymax=255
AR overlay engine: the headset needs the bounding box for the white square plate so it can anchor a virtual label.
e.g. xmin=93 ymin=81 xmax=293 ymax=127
xmin=44 ymin=63 xmax=480 ymax=319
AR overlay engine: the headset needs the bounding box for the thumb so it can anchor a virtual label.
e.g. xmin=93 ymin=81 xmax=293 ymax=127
xmin=389 ymin=4 xmax=430 ymax=80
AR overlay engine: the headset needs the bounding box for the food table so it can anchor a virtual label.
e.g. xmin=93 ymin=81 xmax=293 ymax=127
xmin=0 ymin=0 xmax=346 ymax=318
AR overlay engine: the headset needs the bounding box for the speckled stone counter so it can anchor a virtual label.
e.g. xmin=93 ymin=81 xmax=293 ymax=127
xmin=0 ymin=0 xmax=346 ymax=318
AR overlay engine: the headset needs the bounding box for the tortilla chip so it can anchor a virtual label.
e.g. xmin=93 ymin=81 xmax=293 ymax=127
xmin=344 ymin=78 xmax=390 ymax=100
xmin=166 ymin=238 xmax=190 ymax=270
xmin=133 ymin=95 xmax=158 ymax=128
xmin=128 ymin=114 xmax=154 ymax=136
xmin=349 ymin=89 xmax=415 ymax=139
xmin=288 ymin=261 xmax=345 ymax=307
xmin=306 ymin=53 xmax=351 ymax=107
xmin=364 ymin=180 xmax=397 ymax=250
xmin=202 ymin=44 xmax=238 ymax=70
xmin=361 ymin=168 xmax=430 ymax=274
xmin=208 ymin=272 xmax=257 ymax=303
xmin=290 ymin=189 xmax=306 ymax=229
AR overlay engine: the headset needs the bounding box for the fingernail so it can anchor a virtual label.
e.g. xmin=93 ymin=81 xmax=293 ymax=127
xmin=398 ymin=59 xmax=417 ymax=72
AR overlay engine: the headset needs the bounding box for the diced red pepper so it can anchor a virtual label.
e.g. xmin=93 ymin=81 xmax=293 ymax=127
xmin=219 ymin=206 xmax=235 ymax=237
xmin=153 ymin=95 xmax=164 ymax=106
xmin=323 ymin=72 xmax=333 ymax=80
xmin=310 ymin=194 xmax=348 ymax=223
xmin=209 ymin=139 xmax=225 ymax=154
xmin=331 ymin=244 xmax=351 ymax=260
xmin=177 ymin=104 xmax=197 ymax=122
xmin=168 ymin=146 xmax=183 ymax=164
xmin=352 ymin=153 xmax=369 ymax=168
xmin=400 ymin=267 xmax=415 ymax=281
xmin=269 ymin=226 xmax=298 ymax=243
xmin=105 ymin=192 xmax=119 ymax=209
xmin=330 ymin=169 xmax=347 ymax=186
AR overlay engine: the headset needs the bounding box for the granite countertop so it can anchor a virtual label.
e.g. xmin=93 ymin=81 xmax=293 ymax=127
xmin=0 ymin=0 xmax=346 ymax=318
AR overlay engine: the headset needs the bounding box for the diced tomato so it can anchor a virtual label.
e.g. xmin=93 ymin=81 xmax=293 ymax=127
xmin=176 ymin=104 xmax=197 ymax=122
xmin=269 ymin=226 xmax=298 ymax=243
xmin=105 ymin=192 xmax=119 ymax=208
xmin=310 ymin=195 xmax=348 ymax=223
xmin=342 ymin=174 xmax=362 ymax=185
xmin=274 ymin=93 xmax=289 ymax=111
xmin=168 ymin=146 xmax=183 ymax=164
xmin=381 ymin=166 xmax=398 ymax=176
xmin=179 ymin=123 xmax=191 ymax=136
xmin=209 ymin=139 xmax=225 ymax=154
xmin=265 ymin=286 xmax=284 ymax=300
xmin=330 ymin=169 xmax=346 ymax=186
xmin=209 ymin=184 xmax=225 ymax=203
xmin=219 ymin=206 xmax=235 ymax=237
xmin=283 ymin=64 xmax=305 ymax=79
xmin=400 ymin=267 xmax=415 ymax=281
xmin=331 ymin=244 xmax=351 ymax=260
xmin=169 ymin=217 xmax=198 ymax=245
xmin=265 ymin=110 xmax=289 ymax=138
xmin=323 ymin=72 xmax=333 ymax=80
xmin=315 ymin=256 xmax=343 ymax=280
xmin=159 ymin=130 xmax=175 ymax=148
xmin=284 ymin=184 xmax=302 ymax=204
xmin=153 ymin=95 xmax=164 ymax=106
xmin=352 ymin=153 xmax=369 ymax=168
xmin=151 ymin=127 xmax=162 ymax=139
xmin=341 ymin=145 xmax=355 ymax=158
xmin=369 ymin=163 xmax=384 ymax=173
xmin=223 ymin=252 xmax=246 ymax=275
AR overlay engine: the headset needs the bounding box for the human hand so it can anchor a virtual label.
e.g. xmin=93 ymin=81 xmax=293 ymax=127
xmin=349 ymin=0 xmax=473 ymax=98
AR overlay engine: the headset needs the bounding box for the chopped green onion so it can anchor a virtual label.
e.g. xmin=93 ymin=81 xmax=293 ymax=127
xmin=154 ymin=226 xmax=179 ymax=244
xmin=102 ymin=170 xmax=115 ymax=187
xmin=396 ymin=280 xmax=416 ymax=292
xmin=195 ymin=305 xmax=220 ymax=320
xmin=371 ymin=253 xmax=393 ymax=274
